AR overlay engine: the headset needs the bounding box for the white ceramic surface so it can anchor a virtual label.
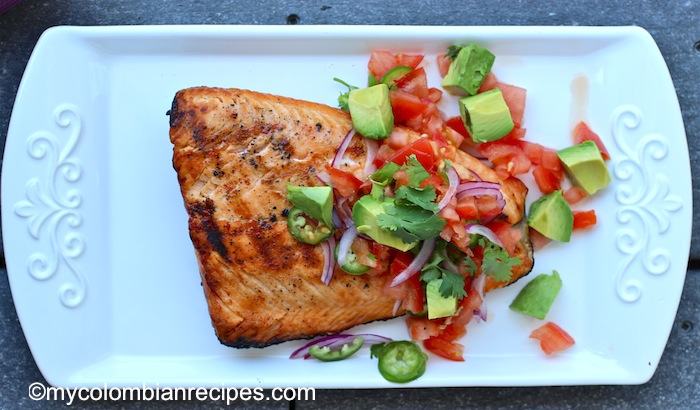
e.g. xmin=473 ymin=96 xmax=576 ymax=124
xmin=2 ymin=25 xmax=691 ymax=388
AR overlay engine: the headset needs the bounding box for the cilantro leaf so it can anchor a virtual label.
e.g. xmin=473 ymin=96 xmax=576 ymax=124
xmin=394 ymin=185 xmax=439 ymax=212
xmin=440 ymin=271 xmax=467 ymax=299
xmin=480 ymin=240 xmax=522 ymax=282
xmin=333 ymin=78 xmax=358 ymax=111
xmin=377 ymin=204 xmax=446 ymax=244
xmin=371 ymin=162 xmax=400 ymax=186
xmin=446 ymin=45 xmax=463 ymax=61
xmin=419 ymin=242 xmax=467 ymax=299
xmin=403 ymin=155 xmax=430 ymax=187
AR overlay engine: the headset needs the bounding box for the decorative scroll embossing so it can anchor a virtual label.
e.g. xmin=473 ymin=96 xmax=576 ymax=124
xmin=611 ymin=105 xmax=682 ymax=303
xmin=13 ymin=104 xmax=86 ymax=308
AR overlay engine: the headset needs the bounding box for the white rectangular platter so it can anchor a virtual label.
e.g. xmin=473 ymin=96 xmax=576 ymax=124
xmin=1 ymin=25 xmax=691 ymax=388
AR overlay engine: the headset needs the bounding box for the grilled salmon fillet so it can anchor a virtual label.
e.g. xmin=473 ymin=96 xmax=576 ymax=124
xmin=168 ymin=87 xmax=532 ymax=348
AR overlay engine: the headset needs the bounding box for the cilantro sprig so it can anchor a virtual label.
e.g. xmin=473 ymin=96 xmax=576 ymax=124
xmin=373 ymin=155 xmax=446 ymax=245
xmin=420 ymin=242 xmax=468 ymax=299
xmin=478 ymin=237 xmax=522 ymax=282
xmin=333 ymin=78 xmax=358 ymax=111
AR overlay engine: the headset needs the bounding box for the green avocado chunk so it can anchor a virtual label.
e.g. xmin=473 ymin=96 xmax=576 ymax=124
xmin=348 ymin=84 xmax=394 ymax=139
xmin=426 ymin=279 xmax=458 ymax=319
xmin=286 ymin=184 xmax=334 ymax=227
xmin=441 ymin=44 xmax=496 ymax=96
xmin=527 ymin=190 xmax=573 ymax=242
xmin=509 ymin=271 xmax=563 ymax=320
xmin=557 ymin=140 xmax=611 ymax=195
xmin=459 ymin=88 xmax=515 ymax=143
xmin=352 ymin=195 xmax=417 ymax=252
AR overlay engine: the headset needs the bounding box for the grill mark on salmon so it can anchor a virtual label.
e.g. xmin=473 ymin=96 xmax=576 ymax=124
xmin=169 ymin=86 xmax=533 ymax=348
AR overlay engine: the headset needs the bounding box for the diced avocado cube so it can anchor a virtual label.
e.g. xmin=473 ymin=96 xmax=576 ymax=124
xmin=459 ymin=88 xmax=514 ymax=143
xmin=557 ymin=140 xmax=611 ymax=195
xmin=527 ymin=190 xmax=573 ymax=242
xmin=441 ymin=44 xmax=495 ymax=96
xmin=509 ymin=271 xmax=563 ymax=320
xmin=348 ymin=84 xmax=394 ymax=139
xmin=352 ymin=195 xmax=417 ymax=252
xmin=426 ymin=279 xmax=457 ymax=319
xmin=286 ymin=184 xmax=334 ymax=227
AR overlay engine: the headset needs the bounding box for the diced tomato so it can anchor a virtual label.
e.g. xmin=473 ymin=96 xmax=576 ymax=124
xmin=373 ymin=144 xmax=395 ymax=168
xmin=383 ymin=251 xmax=424 ymax=314
xmin=563 ymin=186 xmax=588 ymax=205
xmin=389 ymin=89 xmax=430 ymax=123
xmin=436 ymin=53 xmax=452 ymax=78
xmin=395 ymin=67 xmax=429 ymax=99
xmin=387 ymin=137 xmax=436 ymax=171
xmin=440 ymin=323 xmax=468 ymax=342
xmin=495 ymin=82 xmax=527 ymax=127
xmin=350 ymin=237 xmax=378 ymax=268
xmin=424 ymin=336 xmax=465 ymax=361
xmin=368 ymin=51 xmax=424 ymax=81
xmin=386 ymin=127 xmax=411 ymax=150
xmin=572 ymin=121 xmax=610 ymax=160
xmin=325 ymin=165 xmax=362 ymax=197
xmin=452 ymin=287 xmax=483 ymax=327
xmin=421 ymin=173 xmax=447 ymax=191
xmin=532 ymin=165 xmax=562 ymax=194
xmin=476 ymin=195 xmax=503 ymax=221
xmin=407 ymin=317 xmax=440 ymax=341
xmin=530 ymin=322 xmax=575 ymax=355
xmin=573 ymin=209 xmax=597 ymax=230
xmin=427 ymin=87 xmax=443 ymax=104
xmin=478 ymin=72 xmax=499 ymax=93
xmin=502 ymin=125 xmax=527 ymax=141
xmin=446 ymin=116 xmax=469 ymax=138
xmin=528 ymin=227 xmax=552 ymax=251
xmin=455 ymin=196 xmax=479 ymax=220
xmin=487 ymin=219 xmax=523 ymax=257
xmin=478 ymin=140 xmax=522 ymax=163
xmin=366 ymin=242 xmax=392 ymax=276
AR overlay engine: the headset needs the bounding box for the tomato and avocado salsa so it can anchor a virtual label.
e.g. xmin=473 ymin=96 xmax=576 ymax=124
xmin=285 ymin=43 xmax=609 ymax=382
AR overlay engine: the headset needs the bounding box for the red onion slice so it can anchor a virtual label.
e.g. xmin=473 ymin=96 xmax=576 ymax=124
xmin=332 ymin=129 xmax=356 ymax=169
xmin=465 ymin=223 xmax=505 ymax=249
xmin=316 ymin=171 xmax=332 ymax=186
xmin=363 ymin=138 xmax=379 ymax=177
xmin=437 ymin=167 xmax=459 ymax=211
xmin=321 ymin=236 xmax=337 ymax=286
xmin=472 ymin=273 xmax=488 ymax=322
xmin=455 ymin=181 xmax=506 ymax=211
xmin=289 ymin=333 xmax=393 ymax=359
xmin=392 ymin=299 xmax=402 ymax=316
xmin=335 ymin=196 xmax=354 ymax=228
xmin=336 ymin=226 xmax=358 ymax=267
xmin=390 ymin=238 xmax=437 ymax=287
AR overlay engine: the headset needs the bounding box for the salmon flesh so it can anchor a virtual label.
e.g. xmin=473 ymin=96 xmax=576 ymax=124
xmin=168 ymin=87 xmax=533 ymax=348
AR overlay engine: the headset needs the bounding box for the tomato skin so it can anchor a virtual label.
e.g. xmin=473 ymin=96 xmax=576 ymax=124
xmin=478 ymin=72 xmax=499 ymax=93
xmin=395 ymin=67 xmax=429 ymax=99
xmin=407 ymin=317 xmax=441 ymax=341
xmin=452 ymin=287 xmax=483 ymax=327
xmin=563 ymin=186 xmax=588 ymax=205
xmin=532 ymin=165 xmax=562 ymax=194
xmin=436 ymin=53 xmax=452 ymax=78
xmin=384 ymin=251 xmax=425 ymax=314
xmin=573 ymin=121 xmax=610 ymax=160
xmin=390 ymin=89 xmax=429 ymax=123
xmin=325 ymin=165 xmax=362 ymax=197
xmin=368 ymin=51 xmax=424 ymax=81
xmin=386 ymin=137 xmax=436 ymax=171
xmin=424 ymin=336 xmax=465 ymax=362
xmin=530 ymin=322 xmax=575 ymax=355
xmin=573 ymin=209 xmax=597 ymax=230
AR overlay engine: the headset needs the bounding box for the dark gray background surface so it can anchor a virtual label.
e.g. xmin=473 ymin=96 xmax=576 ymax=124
xmin=1 ymin=1 xmax=698 ymax=409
